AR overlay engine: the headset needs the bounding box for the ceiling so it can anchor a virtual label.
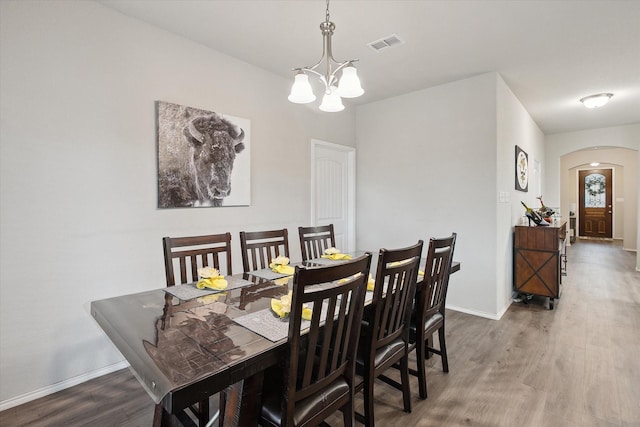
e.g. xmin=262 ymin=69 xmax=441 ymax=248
xmin=98 ymin=0 xmax=640 ymax=135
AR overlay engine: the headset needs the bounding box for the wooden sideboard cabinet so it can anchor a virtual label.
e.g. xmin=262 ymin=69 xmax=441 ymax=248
xmin=513 ymin=220 xmax=567 ymax=309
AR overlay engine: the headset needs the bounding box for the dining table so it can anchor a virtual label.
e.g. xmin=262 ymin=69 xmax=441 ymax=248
xmin=90 ymin=253 xmax=460 ymax=427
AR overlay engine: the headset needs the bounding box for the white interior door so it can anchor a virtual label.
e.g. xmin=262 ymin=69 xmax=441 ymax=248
xmin=311 ymin=140 xmax=356 ymax=252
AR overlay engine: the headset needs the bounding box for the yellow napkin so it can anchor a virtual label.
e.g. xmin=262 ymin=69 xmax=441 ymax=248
xmin=196 ymin=277 xmax=228 ymax=290
xmin=270 ymin=291 xmax=312 ymax=320
xmin=196 ymin=267 xmax=228 ymax=290
xmin=321 ymin=253 xmax=352 ymax=260
xmin=270 ymin=256 xmax=295 ymax=276
xmin=270 ymin=264 xmax=295 ymax=275
xmin=367 ymin=273 xmax=375 ymax=291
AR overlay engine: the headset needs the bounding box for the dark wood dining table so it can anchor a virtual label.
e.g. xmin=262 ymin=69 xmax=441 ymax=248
xmin=90 ymin=254 xmax=460 ymax=426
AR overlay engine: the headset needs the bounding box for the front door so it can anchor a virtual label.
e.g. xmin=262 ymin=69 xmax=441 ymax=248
xmin=311 ymin=140 xmax=356 ymax=252
xmin=578 ymin=168 xmax=612 ymax=238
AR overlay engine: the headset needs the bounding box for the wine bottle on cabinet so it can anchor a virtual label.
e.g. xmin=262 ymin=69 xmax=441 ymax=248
xmin=521 ymin=201 xmax=547 ymax=226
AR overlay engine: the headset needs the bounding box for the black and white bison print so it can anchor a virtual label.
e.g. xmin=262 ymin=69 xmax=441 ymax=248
xmin=157 ymin=101 xmax=248 ymax=208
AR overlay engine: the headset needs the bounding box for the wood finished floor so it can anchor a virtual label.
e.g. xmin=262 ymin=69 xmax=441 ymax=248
xmin=2 ymin=239 xmax=638 ymax=427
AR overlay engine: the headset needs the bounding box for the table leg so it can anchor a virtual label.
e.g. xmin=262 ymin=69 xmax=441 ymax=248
xmin=221 ymin=375 xmax=264 ymax=426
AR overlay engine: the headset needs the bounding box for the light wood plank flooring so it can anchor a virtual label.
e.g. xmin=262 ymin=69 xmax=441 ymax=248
xmin=1 ymin=239 xmax=638 ymax=426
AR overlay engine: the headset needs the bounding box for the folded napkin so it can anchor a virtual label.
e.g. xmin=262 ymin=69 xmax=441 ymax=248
xmin=321 ymin=253 xmax=352 ymax=260
xmin=269 ymin=256 xmax=295 ymax=276
xmin=321 ymin=248 xmax=351 ymax=260
xmin=270 ymin=291 xmax=312 ymax=320
xmin=270 ymin=264 xmax=295 ymax=275
xmin=196 ymin=267 xmax=228 ymax=290
xmin=196 ymin=277 xmax=228 ymax=290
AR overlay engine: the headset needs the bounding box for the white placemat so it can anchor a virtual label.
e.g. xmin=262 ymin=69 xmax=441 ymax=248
xmin=304 ymin=257 xmax=350 ymax=266
xmin=234 ymin=302 xmax=328 ymax=342
xmin=250 ymin=268 xmax=291 ymax=281
xmin=164 ymin=277 xmax=254 ymax=301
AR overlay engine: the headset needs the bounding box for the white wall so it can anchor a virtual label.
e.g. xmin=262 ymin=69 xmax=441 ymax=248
xmin=545 ymin=125 xmax=640 ymax=266
xmin=0 ymin=0 xmax=356 ymax=406
xmin=496 ymin=77 xmax=546 ymax=315
xmin=356 ymin=73 xmax=499 ymax=317
xmin=355 ymin=72 xmax=545 ymax=319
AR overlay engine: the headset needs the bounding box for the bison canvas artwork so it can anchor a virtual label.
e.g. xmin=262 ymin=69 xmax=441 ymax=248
xmin=157 ymin=101 xmax=250 ymax=208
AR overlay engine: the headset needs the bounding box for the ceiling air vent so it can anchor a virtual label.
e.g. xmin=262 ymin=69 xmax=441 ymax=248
xmin=367 ymin=34 xmax=405 ymax=52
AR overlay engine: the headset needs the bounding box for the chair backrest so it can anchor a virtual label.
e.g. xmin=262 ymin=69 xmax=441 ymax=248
xmin=283 ymin=253 xmax=372 ymax=426
xmin=239 ymin=229 xmax=290 ymax=272
xmin=162 ymin=233 xmax=232 ymax=286
xmin=366 ymin=241 xmax=424 ymax=353
xmin=298 ymin=224 xmax=336 ymax=261
xmin=417 ymin=233 xmax=456 ymax=321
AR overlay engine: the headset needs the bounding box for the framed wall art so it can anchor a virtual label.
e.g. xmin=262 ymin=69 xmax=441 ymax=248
xmin=515 ymin=145 xmax=528 ymax=192
xmin=156 ymin=101 xmax=251 ymax=208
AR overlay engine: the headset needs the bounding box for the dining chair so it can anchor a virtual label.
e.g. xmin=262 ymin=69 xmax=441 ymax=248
xmin=239 ymin=228 xmax=290 ymax=272
xmin=161 ymin=232 xmax=232 ymax=427
xmin=409 ymin=233 xmax=456 ymax=399
xmin=260 ymin=253 xmax=372 ymax=427
xmin=355 ymin=241 xmax=423 ymax=427
xmin=298 ymin=224 xmax=336 ymax=261
xmin=162 ymin=232 xmax=233 ymax=287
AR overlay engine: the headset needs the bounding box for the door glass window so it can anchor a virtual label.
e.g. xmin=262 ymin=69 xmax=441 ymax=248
xmin=584 ymin=173 xmax=606 ymax=208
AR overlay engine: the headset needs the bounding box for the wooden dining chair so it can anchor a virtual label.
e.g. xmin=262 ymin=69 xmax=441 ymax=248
xmin=260 ymin=253 xmax=372 ymax=427
xmin=162 ymin=232 xmax=233 ymax=286
xmin=161 ymin=232 xmax=232 ymax=427
xmin=239 ymin=228 xmax=290 ymax=272
xmin=409 ymin=233 xmax=456 ymax=399
xmin=355 ymin=241 xmax=423 ymax=427
xmin=298 ymin=224 xmax=336 ymax=261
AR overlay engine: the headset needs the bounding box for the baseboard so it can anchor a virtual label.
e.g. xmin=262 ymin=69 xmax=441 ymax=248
xmin=0 ymin=360 xmax=129 ymax=412
xmin=446 ymin=303 xmax=507 ymax=320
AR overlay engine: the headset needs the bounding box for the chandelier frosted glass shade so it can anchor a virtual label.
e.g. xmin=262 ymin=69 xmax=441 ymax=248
xmin=337 ymin=64 xmax=364 ymax=98
xmin=288 ymin=72 xmax=317 ymax=104
xmin=580 ymin=93 xmax=613 ymax=108
xmin=319 ymin=86 xmax=345 ymax=112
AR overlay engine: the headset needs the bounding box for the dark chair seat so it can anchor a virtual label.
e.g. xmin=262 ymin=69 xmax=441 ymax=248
xmin=261 ymin=376 xmax=350 ymax=426
xmin=357 ymin=337 xmax=406 ymax=370
xmin=409 ymin=312 xmax=443 ymax=340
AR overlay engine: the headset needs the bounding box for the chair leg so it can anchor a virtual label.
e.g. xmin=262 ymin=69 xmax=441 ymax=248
xmin=197 ymin=399 xmax=209 ymax=427
xmin=400 ymin=353 xmax=412 ymax=413
xmin=415 ymin=336 xmax=428 ymax=400
xmin=438 ymin=326 xmax=449 ymax=373
xmin=363 ymin=373 xmax=375 ymax=427
xmin=342 ymin=400 xmax=355 ymax=427
xmin=425 ymin=335 xmax=433 ymax=359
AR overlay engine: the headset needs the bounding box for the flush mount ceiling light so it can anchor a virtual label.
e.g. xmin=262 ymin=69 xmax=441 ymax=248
xmin=580 ymin=93 xmax=613 ymax=109
xmin=288 ymin=0 xmax=364 ymax=112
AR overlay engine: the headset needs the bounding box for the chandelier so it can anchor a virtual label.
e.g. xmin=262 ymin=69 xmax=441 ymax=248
xmin=288 ymin=0 xmax=364 ymax=112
